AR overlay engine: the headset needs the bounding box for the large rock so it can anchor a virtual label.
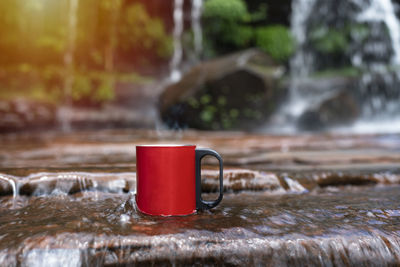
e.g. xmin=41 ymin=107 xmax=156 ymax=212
xmin=159 ymin=49 xmax=286 ymax=130
xmin=298 ymin=90 xmax=360 ymax=131
xmin=296 ymin=75 xmax=360 ymax=131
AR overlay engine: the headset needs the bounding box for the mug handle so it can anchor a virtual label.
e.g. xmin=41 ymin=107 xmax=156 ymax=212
xmin=195 ymin=148 xmax=223 ymax=210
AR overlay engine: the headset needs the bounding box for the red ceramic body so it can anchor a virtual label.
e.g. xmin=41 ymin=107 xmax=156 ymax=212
xmin=136 ymin=145 xmax=196 ymax=216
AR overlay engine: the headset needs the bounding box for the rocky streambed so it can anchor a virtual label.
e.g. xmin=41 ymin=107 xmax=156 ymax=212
xmin=0 ymin=129 xmax=399 ymax=266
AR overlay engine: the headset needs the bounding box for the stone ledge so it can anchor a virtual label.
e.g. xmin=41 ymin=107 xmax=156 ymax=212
xmin=1 ymin=169 xmax=399 ymax=196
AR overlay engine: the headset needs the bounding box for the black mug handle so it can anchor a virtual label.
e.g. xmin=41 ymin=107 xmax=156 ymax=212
xmin=195 ymin=148 xmax=223 ymax=210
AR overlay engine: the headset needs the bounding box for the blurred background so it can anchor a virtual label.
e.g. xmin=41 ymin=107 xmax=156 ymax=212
xmin=1 ymin=0 xmax=400 ymax=134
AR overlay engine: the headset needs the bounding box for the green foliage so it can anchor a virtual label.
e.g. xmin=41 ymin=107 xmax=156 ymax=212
xmin=71 ymin=75 xmax=92 ymax=101
xmin=310 ymin=27 xmax=348 ymax=54
xmin=0 ymin=0 xmax=68 ymax=64
xmin=180 ymin=80 xmax=276 ymax=130
xmin=203 ymin=0 xmax=294 ymax=64
xmin=0 ymin=0 xmax=172 ymax=68
xmin=35 ymin=35 xmax=65 ymax=53
xmin=256 ymin=25 xmax=294 ymax=62
xmin=230 ymin=26 xmax=254 ymax=47
xmin=310 ymin=24 xmax=369 ymax=54
xmin=200 ymin=94 xmax=211 ymax=104
xmin=351 ymin=24 xmax=370 ymax=41
xmin=71 ymin=74 xmax=116 ymax=105
xmin=307 ymin=23 xmax=371 ymax=70
xmin=0 ymin=64 xmax=62 ymax=103
xmin=203 ymin=0 xmax=259 ymax=56
xmin=69 ymin=70 xmax=152 ymax=105
xmin=200 ymin=106 xmax=216 ymax=123
xmin=119 ymin=3 xmax=172 ymax=59
xmin=0 ymin=63 xmax=155 ymax=106
xmin=95 ymin=77 xmax=115 ymax=102
xmin=204 ymin=0 xmax=249 ymax=21
xmin=0 ymin=0 xmax=170 ymax=107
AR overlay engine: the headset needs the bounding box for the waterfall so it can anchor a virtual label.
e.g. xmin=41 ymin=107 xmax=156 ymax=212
xmin=290 ymin=0 xmax=316 ymax=78
xmin=351 ymin=0 xmax=400 ymax=132
xmin=169 ymin=0 xmax=203 ymax=82
xmin=191 ymin=0 xmax=203 ymax=59
xmin=289 ymin=0 xmax=400 ymax=73
xmin=169 ymin=0 xmax=184 ymax=82
xmin=271 ymin=0 xmax=400 ymax=133
xmin=287 ymin=0 xmax=317 ymax=117
xmin=356 ymin=0 xmax=400 ymax=66
xmin=263 ymin=0 xmax=318 ymax=133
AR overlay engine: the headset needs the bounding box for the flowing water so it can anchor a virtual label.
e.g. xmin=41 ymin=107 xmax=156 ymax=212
xmin=191 ymin=0 xmax=203 ymax=60
xmin=284 ymin=0 xmax=323 ymax=124
xmin=2 ymin=1 xmax=398 ymax=263
xmin=274 ymin=0 xmax=400 ymax=134
xmin=1 ymin=185 xmax=400 ymax=266
xmin=169 ymin=0 xmax=203 ymax=83
xmin=356 ymin=0 xmax=400 ymax=66
xmin=170 ymin=0 xmax=184 ymax=82
xmin=0 ymin=129 xmax=400 ymax=265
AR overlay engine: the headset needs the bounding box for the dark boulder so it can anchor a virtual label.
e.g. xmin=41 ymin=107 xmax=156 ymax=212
xmin=159 ymin=49 xmax=286 ymax=130
xmin=298 ymin=89 xmax=360 ymax=131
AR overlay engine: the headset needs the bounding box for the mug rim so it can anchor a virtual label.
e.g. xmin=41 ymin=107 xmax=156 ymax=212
xmin=136 ymin=144 xmax=195 ymax=147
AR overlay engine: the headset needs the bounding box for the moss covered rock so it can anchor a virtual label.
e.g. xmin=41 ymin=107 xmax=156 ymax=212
xmin=159 ymin=49 xmax=286 ymax=130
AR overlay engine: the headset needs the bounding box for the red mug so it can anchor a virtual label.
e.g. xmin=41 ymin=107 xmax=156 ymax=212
xmin=135 ymin=144 xmax=223 ymax=216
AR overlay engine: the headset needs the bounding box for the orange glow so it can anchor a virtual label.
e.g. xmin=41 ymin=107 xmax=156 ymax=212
xmin=0 ymin=0 xmax=172 ymax=104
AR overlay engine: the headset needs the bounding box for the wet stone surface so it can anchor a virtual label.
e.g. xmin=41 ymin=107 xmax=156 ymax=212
xmin=1 ymin=129 xmax=399 ymax=173
xmin=0 ymin=186 xmax=399 ymax=265
xmin=0 ymin=130 xmax=400 ymax=265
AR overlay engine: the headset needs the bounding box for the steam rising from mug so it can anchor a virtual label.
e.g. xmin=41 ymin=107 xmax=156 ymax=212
xmin=135 ymin=144 xmax=223 ymax=216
